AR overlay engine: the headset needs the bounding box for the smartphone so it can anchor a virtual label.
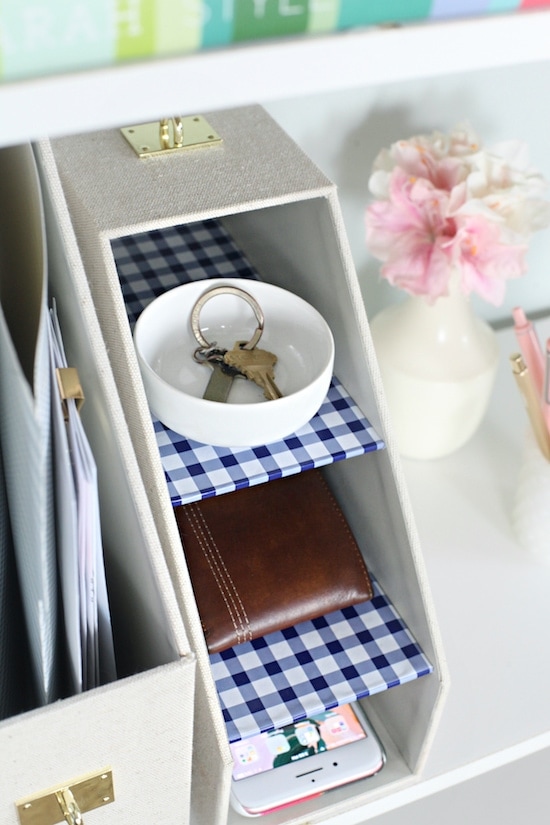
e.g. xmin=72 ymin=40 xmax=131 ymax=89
xmin=229 ymin=703 xmax=385 ymax=817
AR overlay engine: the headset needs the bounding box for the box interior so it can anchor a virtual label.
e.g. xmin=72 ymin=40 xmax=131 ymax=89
xmin=37 ymin=146 xmax=191 ymax=680
xmin=108 ymin=198 xmax=443 ymax=807
xmin=0 ymin=143 xmax=197 ymax=825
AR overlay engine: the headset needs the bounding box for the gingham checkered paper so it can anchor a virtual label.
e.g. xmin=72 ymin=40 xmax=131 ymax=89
xmin=154 ymin=377 xmax=382 ymax=504
xmin=112 ymin=220 xmax=260 ymax=329
xmin=112 ymin=219 xmax=385 ymax=505
xmin=211 ymin=578 xmax=433 ymax=743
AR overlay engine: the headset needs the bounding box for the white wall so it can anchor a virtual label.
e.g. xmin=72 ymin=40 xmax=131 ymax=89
xmin=264 ymin=59 xmax=550 ymax=326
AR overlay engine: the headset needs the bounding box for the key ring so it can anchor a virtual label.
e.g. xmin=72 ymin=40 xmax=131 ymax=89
xmin=190 ymin=284 xmax=264 ymax=352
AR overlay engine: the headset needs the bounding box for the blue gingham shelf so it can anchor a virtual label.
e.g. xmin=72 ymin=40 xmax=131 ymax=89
xmin=211 ymin=578 xmax=433 ymax=743
xmin=112 ymin=218 xmax=385 ymax=505
xmin=152 ymin=376 xmax=381 ymax=505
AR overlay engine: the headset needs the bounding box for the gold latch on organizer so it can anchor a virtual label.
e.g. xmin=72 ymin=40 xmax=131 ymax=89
xmin=16 ymin=768 xmax=114 ymax=825
xmin=56 ymin=367 xmax=85 ymax=421
xmin=121 ymin=115 xmax=222 ymax=157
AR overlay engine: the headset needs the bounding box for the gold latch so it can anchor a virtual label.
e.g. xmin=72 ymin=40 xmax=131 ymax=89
xmin=121 ymin=115 xmax=222 ymax=157
xmin=56 ymin=367 xmax=85 ymax=420
xmin=16 ymin=768 xmax=114 ymax=825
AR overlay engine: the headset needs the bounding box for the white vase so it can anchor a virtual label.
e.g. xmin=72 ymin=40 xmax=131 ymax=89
xmin=370 ymin=280 xmax=499 ymax=460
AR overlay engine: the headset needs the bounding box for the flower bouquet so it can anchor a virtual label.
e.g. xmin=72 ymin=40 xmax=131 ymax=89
xmin=364 ymin=125 xmax=550 ymax=459
xmin=365 ymin=125 xmax=550 ymax=305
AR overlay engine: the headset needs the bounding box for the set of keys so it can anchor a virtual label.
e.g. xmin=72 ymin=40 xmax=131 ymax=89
xmin=191 ymin=284 xmax=283 ymax=404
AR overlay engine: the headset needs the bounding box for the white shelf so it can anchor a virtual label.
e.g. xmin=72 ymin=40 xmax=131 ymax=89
xmin=329 ymin=317 xmax=550 ymax=823
xmin=1 ymin=10 xmax=550 ymax=148
xmin=4 ymin=8 xmax=550 ymax=821
xmin=407 ymin=318 xmax=550 ymax=777
xmin=269 ymin=317 xmax=550 ymax=825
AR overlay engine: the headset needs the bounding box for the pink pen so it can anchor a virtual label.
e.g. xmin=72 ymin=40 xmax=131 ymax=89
xmin=512 ymin=306 xmax=545 ymax=397
xmin=544 ymin=338 xmax=550 ymax=435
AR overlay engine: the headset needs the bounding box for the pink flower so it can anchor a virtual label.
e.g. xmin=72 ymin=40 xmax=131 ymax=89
xmin=369 ymin=125 xmax=478 ymax=200
xmin=366 ymin=168 xmax=456 ymax=302
xmin=451 ymin=216 xmax=527 ymax=305
xmin=384 ymin=141 xmax=465 ymax=192
xmin=366 ymin=125 xmax=549 ymax=304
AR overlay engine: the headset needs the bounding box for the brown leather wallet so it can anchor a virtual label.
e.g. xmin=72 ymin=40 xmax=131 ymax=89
xmin=174 ymin=469 xmax=373 ymax=653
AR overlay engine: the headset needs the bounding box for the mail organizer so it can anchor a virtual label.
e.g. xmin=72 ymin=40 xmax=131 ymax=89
xmin=112 ymin=217 xmax=434 ymax=737
xmin=0 ymin=145 xmax=196 ymax=825
xmin=39 ymin=105 xmax=448 ymax=824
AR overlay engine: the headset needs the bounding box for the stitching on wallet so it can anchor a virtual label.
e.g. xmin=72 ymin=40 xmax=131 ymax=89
xmin=184 ymin=504 xmax=252 ymax=645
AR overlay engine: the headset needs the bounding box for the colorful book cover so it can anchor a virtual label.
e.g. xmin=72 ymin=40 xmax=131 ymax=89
xmin=430 ymin=0 xmax=492 ymax=18
xmin=0 ymin=0 xmax=548 ymax=83
xmin=338 ymin=0 xmax=432 ymax=27
xmin=0 ymin=1 xmax=114 ymax=80
xmin=488 ymin=0 xmax=520 ymax=9
xmin=232 ymin=1 xmax=309 ymax=42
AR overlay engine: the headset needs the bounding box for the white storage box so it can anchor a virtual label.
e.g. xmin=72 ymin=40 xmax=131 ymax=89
xmin=0 ymin=144 xmax=196 ymax=825
xmin=40 ymin=105 xmax=448 ymax=824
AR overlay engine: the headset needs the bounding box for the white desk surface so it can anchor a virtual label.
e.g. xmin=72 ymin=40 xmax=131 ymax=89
xmin=326 ymin=317 xmax=550 ymax=825
xmin=400 ymin=317 xmax=550 ymax=796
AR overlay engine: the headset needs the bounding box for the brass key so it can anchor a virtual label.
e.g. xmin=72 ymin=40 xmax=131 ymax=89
xmin=224 ymin=342 xmax=283 ymax=401
xmin=194 ymin=346 xmax=244 ymax=403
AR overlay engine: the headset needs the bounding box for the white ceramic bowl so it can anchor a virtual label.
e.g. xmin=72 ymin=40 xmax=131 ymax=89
xmin=133 ymin=278 xmax=334 ymax=448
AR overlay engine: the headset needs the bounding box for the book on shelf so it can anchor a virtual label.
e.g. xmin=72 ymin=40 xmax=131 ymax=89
xmin=0 ymin=1 xmax=544 ymax=83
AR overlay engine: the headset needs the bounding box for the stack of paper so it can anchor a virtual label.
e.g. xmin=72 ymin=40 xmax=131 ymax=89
xmin=49 ymin=303 xmax=116 ymax=694
xmin=0 ymin=143 xmax=116 ymax=718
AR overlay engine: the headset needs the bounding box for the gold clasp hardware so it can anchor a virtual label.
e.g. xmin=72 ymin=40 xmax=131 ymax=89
xmin=16 ymin=768 xmax=114 ymax=825
xmin=121 ymin=115 xmax=222 ymax=157
xmin=55 ymin=789 xmax=83 ymax=825
xmin=56 ymin=367 xmax=85 ymax=421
